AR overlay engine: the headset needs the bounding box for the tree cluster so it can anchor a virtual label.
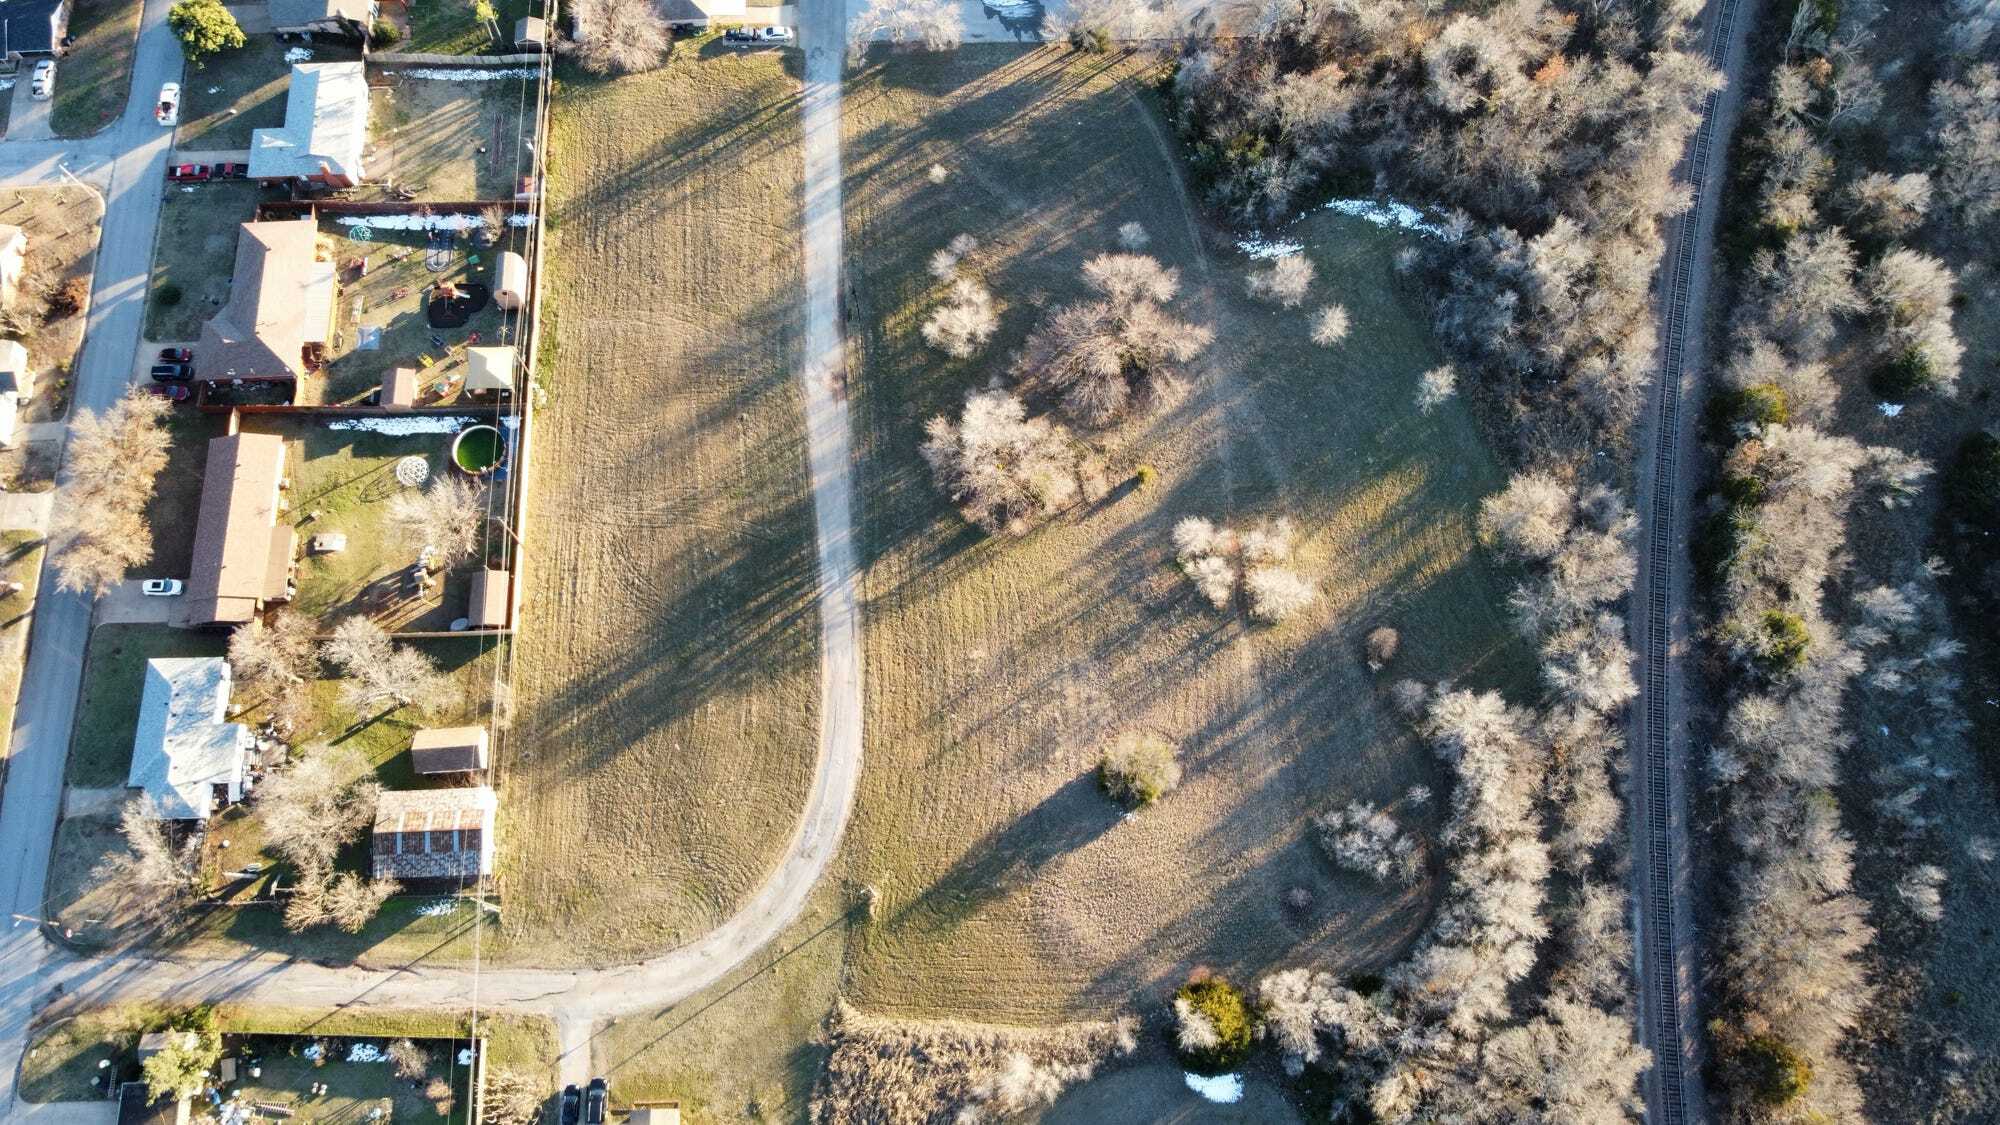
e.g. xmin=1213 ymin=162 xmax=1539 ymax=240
xmin=257 ymin=746 xmax=400 ymax=933
xmin=388 ymin=474 xmax=488 ymax=569
xmin=560 ymin=0 xmax=671 ymax=75
xmin=91 ymin=798 xmax=202 ymax=931
xmin=323 ymin=616 xmax=454 ymax=716
xmin=1314 ymin=798 xmax=1420 ymax=883
xmin=1012 ymin=253 xmax=1212 ymax=429
xmin=1171 ymin=515 xmax=1315 ymax=623
xmin=49 ymin=389 xmax=171 ymax=596
xmin=921 ymin=389 xmax=1086 ymax=536
xmin=922 ymin=235 xmax=1001 ymax=359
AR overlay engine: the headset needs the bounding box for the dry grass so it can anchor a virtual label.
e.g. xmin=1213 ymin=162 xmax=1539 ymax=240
xmin=142 ymin=181 xmax=263 ymax=343
xmin=0 ymin=530 xmax=47 ymax=751
xmin=50 ymin=0 xmax=142 ymax=137
xmin=494 ymin=52 xmax=818 ymax=965
xmin=0 ymin=186 xmax=105 ymax=418
xmin=366 ymin=71 xmax=537 ymax=201
xmin=834 ymin=46 xmax=1531 ymax=1023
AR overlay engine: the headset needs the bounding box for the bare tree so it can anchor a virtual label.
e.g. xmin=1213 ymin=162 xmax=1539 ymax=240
xmin=1310 ymin=304 xmax=1350 ymax=347
xmin=1247 ymin=255 xmax=1315 ymax=307
xmin=92 ymin=798 xmax=201 ymax=929
xmin=1316 ymin=800 xmax=1420 ymax=882
xmin=1932 ymin=63 xmax=2000 ymax=227
xmin=388 ymin=1039 xmax=429 ymax=1081
xmin=1414 ymin=364 xmax=1457 ymax=414
xmin=1843 ymin=171 xmax=1932 ymax=239
xmin=1478 ymin=473 xmax=1574 ymax=561
xmin=1172 ymin=515 xmax=1314 ymax=622
xmin=325 ymin=871 xmax=400 ymax=932
xmin=1365 ymin=626 xmax=1400 ymax=669
xmin=1117 ymin=221 xmax=1151 ymax=250
xmin=560 ymin=0 xmax=670 ymax=74
xmin=323 ymin=617 xmax=454 ymax=715
xmin=257 ymin=745 xmax=382 ymax=874
xmin=921 ymin=278 xmax=1000 ymax=358
xmin=227 ymin=609 xmax=317 ymax=691
xmin=49 ymin=388 xmax=171 ymax=595
xmin=388 ymin=475 xmax=486 ymax=568
xmin=921 ymin=390 xmax=1080 ymax=536
xmin=1013 ymin=254 xmax=1213 ymax=428
xmin=849 ymin=0 xmax=962 ymax=55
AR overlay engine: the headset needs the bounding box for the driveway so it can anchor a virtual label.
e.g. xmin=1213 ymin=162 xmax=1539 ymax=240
xmin=7 ymin=81 xmax=54 ymax=143
xmin=93 ymin=581 xmax=185 ymax=625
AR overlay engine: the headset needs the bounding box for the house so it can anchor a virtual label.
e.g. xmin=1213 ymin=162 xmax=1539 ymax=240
xmin=0 ymin=339 xmax=30 ymax=449
xmin=659 ymin=0 xmax=744 ymax=28
xmin=381 ymin=366 xmax=417 ymax=409
xmin=269 ymin=0 xmax=375 ymax=43
xmin=187 ymin=431 xmax=298 ymax=627
xmin=117 ymin=1081 xmax=190 ymax=1125
xmin=0 ymin=224 xmax=26 ymax=308
xmin=464 ymin=346 xmax=515 ymax=402
xmin=372 ymin=787 xmax=497 ymax=880
xmin=468 ymin=568 xmax=509 ymax=628
xmin=494 ymin=251 xmax=528 ymax=311
xmin=125 ymin=657 xmax=254 ymax=821
xmin=198 ymin=218 xmax=336 ymax=382
xmin=0 ymin=0 xmax=70 ymax=60
xmin=513 ymin=15 xmax=546 ymax=50
xmin=410 ymin=725 xmax=489 ymax=775
xmin=250 ymin=62 xmax=368 ymax=188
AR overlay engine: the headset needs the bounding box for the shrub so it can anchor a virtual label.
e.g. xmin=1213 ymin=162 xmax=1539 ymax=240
xmin=1871 ymin=345 xmax=1941 ymax=400
xmin=157 ymin=284 xmax=183 ymax=307
xmin=46 ymin=276 xmax=89 ymax=321
xmin=1943 ymin=431 xmax=2000 ymax=527
xmin=1718 ymin=473 xmax=1767 ymax=507
xmin=1068 ymin=25 xmax=1110 ymax=53
xmin=1172 ymin=978 xmax=1253 ymax=1073
xmin=1694 ymin=503 xmax=1754 ymax=586
xmin=1100 ymin=731 xmax=1180 ymax=806
xmin=371 ymin=17 xmax=400 ymax=45
xmin=1133 ymin=464 xmax=1157 ymax=490
xmin=1756 ymin=610 xmax=1811 ymax=673
xmin=1711 ymin=382 xmax=1790 ymax=438
xmin=1740 ymin=1034 xmax=1813 ymax=1106
xmin=1364 ymin=626 xmax=1399 ymax=669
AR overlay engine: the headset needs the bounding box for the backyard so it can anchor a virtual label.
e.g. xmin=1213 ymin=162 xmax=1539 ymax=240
xmin=399 ymin=0 xmax=539 ymax=55
xmin=833 ymin=45 xmax=1531 ymax=1024
xmin=143 ymin=181 xmax=265 ymax=343
xmin=51 ymin=0 xmax=142 ymax=136
xmin=497 ymin=49 xmax=818 ymax=965
xmin=366 ymin=70 xmax=536 ymax=201
xmin=313 ymin=217 xmax=523 ymax=405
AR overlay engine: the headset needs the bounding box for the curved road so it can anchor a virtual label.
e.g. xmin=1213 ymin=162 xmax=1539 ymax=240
xmin=0 ymin=0 xmax=862 ymax=1113
xmin=1630 ymin=1 xmax=1759 ymax=1123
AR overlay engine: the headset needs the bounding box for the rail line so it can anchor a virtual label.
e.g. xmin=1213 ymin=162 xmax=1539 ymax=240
xmin=1639 ymin=0 xmax=1746 ymax=1121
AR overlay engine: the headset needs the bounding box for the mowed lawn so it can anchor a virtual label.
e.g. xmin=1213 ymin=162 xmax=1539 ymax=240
xmin=498 ymin=52 xmax=817 ymax=965
xmin=144 ymin=181 xmax=264 ymax=342
xmin=836 ymin=47 xmax=1533 ymax=1022
xmin=51 ymin=0 xmax=142 ymax=136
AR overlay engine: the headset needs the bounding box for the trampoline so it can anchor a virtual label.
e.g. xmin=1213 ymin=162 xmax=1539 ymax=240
xmin=426 ymin=282 xmax=491 ymax=328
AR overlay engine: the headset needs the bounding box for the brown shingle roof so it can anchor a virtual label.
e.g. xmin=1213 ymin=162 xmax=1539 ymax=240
xmin=188 ymin=433 xmax=288 ymax=626
xmin=468 ymin=569 xmax=509 ymax=628
xmin=198 ymin=219 xmax=328 ymax=380
xmin=410 ymin=726 xmax=489 ymax=774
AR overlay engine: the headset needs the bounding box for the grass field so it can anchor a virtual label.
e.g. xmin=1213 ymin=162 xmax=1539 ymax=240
xmin=0 ymin=186 xmax=106 ymax=420
xmin=497 ymin=51 xmax=817 ymax=965
xmin=368 ymin=72 xmax=535 ymax=200
xmin=51 ymin=0 xmax=142 ymax=136
xmin=0 ymin=531 xmax=46 ymax=753
xmin=832 ymin=46 xmax=1530 ymax=1022
xmin=143 ymin=181 xmax=265 ymax=342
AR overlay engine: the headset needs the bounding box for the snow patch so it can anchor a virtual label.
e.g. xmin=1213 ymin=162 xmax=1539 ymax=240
xmin=401 ymin=67 xmax=539 ymax=81
xmin=328 ymin=416 xmax=477 ymax=436
xmin=1237 ymin=238 xmax=1304 ymax=259
xmin=1183 ymin=1072 xmax=1244 ymax=1103
xmin=1879 ymin=402 xmax=1904 ymax=417
xmin=1318 ymin=197 xmax=1447 ymax=237
xmin=283 ymin=47 xmax=314 ymax=63
xmin=338 ymin=213 xmax=532 ymax=234
xmin=416 ymin=899 xmax=460 ymax=916
xmin=346 ymin=1043 xmax=388 ymax=1063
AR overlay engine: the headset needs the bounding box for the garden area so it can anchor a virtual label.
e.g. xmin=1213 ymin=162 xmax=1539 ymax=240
xmin=366 ymin=70 xmax=537 ymax=201
xmin=143 ymin=181 xmax=264 ymax=343
xmin=311 ymin=217 xmax=523 ymax=405
xmin=50 ymin=0 xmax=142 ymax=136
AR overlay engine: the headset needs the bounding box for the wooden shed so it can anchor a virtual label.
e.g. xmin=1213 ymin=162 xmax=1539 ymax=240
xmin=514 ymin=15 xmax=547 ymax=50
xmin=494 ymin=250 xmax=529 ymax=311
xmin=381 ymin=367 xmax=416 ymax=409
xmin=469 ymin=567 xmax=510 ymax=628
xmin=410 ymin=725 xmax=490 ymax=774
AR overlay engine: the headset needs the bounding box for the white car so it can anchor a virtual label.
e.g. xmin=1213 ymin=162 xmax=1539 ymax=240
xmin=141 ymin=578 xmax=183 ymax=597
xmin=156 ymin=82 xmax=180 ymax=127
xmin=29 ymin=60 xmax=55 ymax=101
xmin=754 ymin=25 xmax=793 ymax=42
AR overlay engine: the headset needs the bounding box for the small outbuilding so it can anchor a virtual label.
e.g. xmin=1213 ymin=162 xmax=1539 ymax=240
xmin=381 ymin=366 xmax=417 ymax=409
xmin=0 ymin=339 xmax=29 ymax=449
xmin=469 ymin=567 xmax=510 ymax=628
xmin=372 ymin=786 xmax=498 ymax=881
xmin=513 ymin=15 xmax=546 ymax=50
xmin=410 ymin=725 xmax=490 ymax=775
xmin=465 ymin=346 xmax=516 ymax=401
xmin=494 ymin=251 xmax=529 ymax=311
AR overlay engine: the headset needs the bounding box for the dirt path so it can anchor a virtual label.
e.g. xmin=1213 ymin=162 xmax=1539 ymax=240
xmin=1629 ymin=0 xmax=1759 ymax=1121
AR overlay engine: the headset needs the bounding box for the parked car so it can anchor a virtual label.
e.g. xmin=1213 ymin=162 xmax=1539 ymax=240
xmin=146 ymin=383 xmax=192 ymax=403
xmin=583 ymin=1078 xmax=608 ymax=1125
xmin=167 ymin=164 xmax=210 ymax=183
xmin=156 ymin=82 xmax=180 ymax=126
xmin=141 ymin=579 xmax=183 ymax=597
xmin=29 ymin=60 xmax=54 ymax=101
xmin=722 ymin=27 xmax=756 ymax=41
xmin=158 ymin=347 xmax=192 ymax=363
xmin=212 ymin=162 xmax=248 ymax=179
xmin=150 ymin=362 xmax=193 ymax=382
xmin=754 ymin=25 xmax=793 ymax=41
xmin=558 ymin=1085 xmax=581 ymax=1125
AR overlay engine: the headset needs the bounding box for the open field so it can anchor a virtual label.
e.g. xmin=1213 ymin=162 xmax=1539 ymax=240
xmin=314 ymin=219 xmax=522 ymax=405
xmin=248 ymin=414 xmax=503 ymax=630
xmin=0 ymin=531 xmax=47 ymax=754
xmin=22 ymin=1004 xmax=556 ymax=1105
xmin=142 ymin=181 xmax=265 ymax=342
xmin=51 ymin=0 xmax=142 ymax=136
xmin=0 ymin=186 xmax=106 ymax=420
xmin=833 ymin=46 xmax=1530 ymax=1023
xmin=367 ymin=70 xmax=535 ymax=201
xmin=174 ymin=38 xmax=366 ymax=150
xmin=496 ymin=50 xmax=816 ymax=965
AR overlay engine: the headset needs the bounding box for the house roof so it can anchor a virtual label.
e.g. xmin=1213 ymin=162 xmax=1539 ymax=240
xmin=0 ymin=0 xmax=65 ymax=56
xmin=468 ymin=568 xmax=508 ymax=628
xmin=372 ymin=787 xmax=497 ymax=880
xmin=198 ymin=219 xmax=328 ymax=381
xmin=188 ymin=432 xmax=289 ymax=626
xmin=410 ymin=726 xmax=489 ymax=774
xmin=250 ymin=62 xmax=368 ymax=182
xmin=0 ymin=338 xmax=27 ymax=387
xmin=465 ymin=347 xmax=516 ymax=393
xmin=383 ymin=367 xmax=417 ymax=408
xmin=126 ymin=658 xmax=252 ymax=821
xmin=269 ymin=0 xmax=373 ymax=28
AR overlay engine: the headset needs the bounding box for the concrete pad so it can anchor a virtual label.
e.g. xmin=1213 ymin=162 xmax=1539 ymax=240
xmin=7 ymin=79 xmax=55 ymax=142
xmin=0 ymin=491 xmax=52 ymax=533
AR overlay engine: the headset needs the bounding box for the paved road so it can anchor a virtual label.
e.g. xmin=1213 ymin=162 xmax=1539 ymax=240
xmin=0 ymin=0 xmax=869 ymax=1109
xmin=1630 ymin=2 xmax=1759 ymax=1123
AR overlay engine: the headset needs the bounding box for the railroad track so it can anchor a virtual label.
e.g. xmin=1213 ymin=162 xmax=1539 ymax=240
xmin=1640 ymin=0 xmax=1747 ymax=1121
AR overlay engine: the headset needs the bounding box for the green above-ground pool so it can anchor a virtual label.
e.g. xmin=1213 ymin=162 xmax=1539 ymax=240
xmin=452 ymin=424 xmax=503 ymax=474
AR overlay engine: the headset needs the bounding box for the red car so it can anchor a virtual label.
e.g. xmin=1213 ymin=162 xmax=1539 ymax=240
xmin=147 ymin=383 xmax=191 ymax=403
xmin=213 ymin=162 xmax=248 ymax=179
xmin=166 ymin=163 xmax=210 ymax=183
xmin=158 ymin=347 xmax=192 ymax=363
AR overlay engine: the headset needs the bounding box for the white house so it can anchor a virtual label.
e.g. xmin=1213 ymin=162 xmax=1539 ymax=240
xmin=0 ymin=338 xmax=29 ymax=449
xmin=126 ymin=657 xmax=254 ymax=821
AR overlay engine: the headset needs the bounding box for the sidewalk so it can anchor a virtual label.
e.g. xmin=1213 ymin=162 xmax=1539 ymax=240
xmin=0 ymin=491 xmax=51 ymax=534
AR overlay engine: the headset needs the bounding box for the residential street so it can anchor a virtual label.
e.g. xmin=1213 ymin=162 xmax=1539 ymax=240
xmin=0 ymin=0 xmax=869 ymax=1112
